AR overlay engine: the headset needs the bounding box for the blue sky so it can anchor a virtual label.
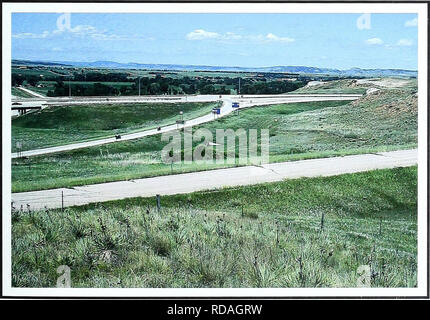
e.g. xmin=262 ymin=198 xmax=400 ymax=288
xmin=12 ymin=13 xmax=418 ymax=70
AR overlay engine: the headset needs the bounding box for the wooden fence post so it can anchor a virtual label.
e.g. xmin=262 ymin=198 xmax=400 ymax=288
xmin=156 ymin=194 xmax=161 ymax=212
xmin=320 ymin=211 xmax=325 ymax=231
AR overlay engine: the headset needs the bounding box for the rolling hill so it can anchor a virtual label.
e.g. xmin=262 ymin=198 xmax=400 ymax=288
xmin=12 ymin=59 xmax=417 ymax=78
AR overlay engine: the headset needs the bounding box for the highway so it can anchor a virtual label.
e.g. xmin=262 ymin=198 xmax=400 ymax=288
xmin=11 ymin=93 xmax=361 ymax=158
xmin=11 ymin=92 xmax=362 ymax=106
xmin=11 ymin=149 xmax=417 ymax=210
xmin=16 ymin=86 xmax=46 ymax=98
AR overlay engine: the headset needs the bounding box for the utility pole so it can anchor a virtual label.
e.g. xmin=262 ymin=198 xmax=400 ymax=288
xmin=238 ymin=77 xmax=241 ymax=95
xmin=68 ymin=77 xmax=71 ymax=98
xmin=138 ymin=77 xmax=141 ymax=96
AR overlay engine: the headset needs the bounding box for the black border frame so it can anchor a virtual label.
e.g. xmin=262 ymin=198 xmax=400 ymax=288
xmin=1 ymin=0 xmax=428 ymax=300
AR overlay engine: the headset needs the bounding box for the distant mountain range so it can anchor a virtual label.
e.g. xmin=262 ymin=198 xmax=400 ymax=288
xmin=12 ymin=59 xmax=417 ymax=78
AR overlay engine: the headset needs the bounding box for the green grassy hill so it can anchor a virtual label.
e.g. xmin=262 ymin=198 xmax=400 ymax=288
xmin=12 ymin=102 xmax=216 ymax=152
xmin=11 ymin=87 xmax=35 ymax=98
xmin=12 ymin=87 xmax=417 ymax=192
xmin=12 ymin=167 xmax=417 ymax=288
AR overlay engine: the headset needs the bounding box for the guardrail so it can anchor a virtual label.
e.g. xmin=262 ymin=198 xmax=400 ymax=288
xmin=12 ymin=93 xmax=363 ymax=103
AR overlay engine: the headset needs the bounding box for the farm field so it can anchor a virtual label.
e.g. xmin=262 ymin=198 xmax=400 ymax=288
xmin=11 ymin=84 xmax=417 ymax=193
xmin=30 ymin=81 xmax=136 ymax=96
xmin=28 ymin=84 xmax=55 ymax=96
xmin=11 ymin=87 xmax=35 ymax=98
xmin=11 ymin=64 xmax=307 ymax=96
xmin=128 ymin=69 xmax=256 ymax=79
xmin=12 ymin=102 xmax=216 ymax=152
xmin=12 ymin=67 xmax=61 ymax=77
xmin=12 ymin=65 xmax=290 ymax=80
xmin=12 ymin=166 xmax=417 ymax=288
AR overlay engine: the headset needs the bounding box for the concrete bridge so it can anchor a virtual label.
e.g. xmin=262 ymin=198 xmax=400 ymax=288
xmin=12 ymin=105 xmax=42 ymax=116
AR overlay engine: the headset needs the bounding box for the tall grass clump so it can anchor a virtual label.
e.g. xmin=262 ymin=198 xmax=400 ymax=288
xmin=12 ymin=166 xmax=417 ymax=288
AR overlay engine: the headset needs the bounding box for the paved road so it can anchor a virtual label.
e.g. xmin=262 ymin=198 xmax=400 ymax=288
xmin=11 ymin=149 xmax=417 ymax=210
xmin=11 ymin=93 xmax=362 ymax=105
xmin=11 ymin=94 xmax=360 ymax=158
xmin=16 ymin=87 xmax=46 ymax=98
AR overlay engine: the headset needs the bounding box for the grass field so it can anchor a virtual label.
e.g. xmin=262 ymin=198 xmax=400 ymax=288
xmin=12 ymin=67 xmax=61 ymax=77
xmin=11 ymin=87 xmax=35 ymax=98
xmin=12 ymin=86 xmax=417 ymax=192
xmin=125 ymin=69 xmax=258 ymax=79
xmin=12 ymin=102 xmax=216 ymax=152
xmin=28 ymin=86 xmax=54 ymax=96
xmin=28 ymin=81 xmax=136 ymax=96
xmin=12 ymin=166 xmax=417 ymax=288
xmin=38 ymin=81 xmax=134 ymax=86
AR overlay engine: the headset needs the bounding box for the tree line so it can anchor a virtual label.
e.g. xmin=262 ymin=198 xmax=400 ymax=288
xmin=13 ymin=70 xmax=308 ymax=96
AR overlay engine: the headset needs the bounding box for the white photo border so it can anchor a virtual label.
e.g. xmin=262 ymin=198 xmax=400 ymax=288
xmin=2 ymin=1 xmax=428 ymax=298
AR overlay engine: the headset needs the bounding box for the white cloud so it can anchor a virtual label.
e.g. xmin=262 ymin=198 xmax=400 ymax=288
xmin=265 ymin=33 xmax=295 ymax=43
xmin=13 ymin=24 xmax=149 ymax=41
xmin=186 ymin=29 xmax=220 ymax=40
xmin=50 ymin=24 xmax=100 ymax=37
xmin=224 ymin=32 xmax=242 ymax=40
xmin=53 ymin=24 xmax=124 ymax=40
xmin=366 ymin=37 xmax=383 ymax=45
xmin=70 ymin=25 xmax=98 ymax=34
xmin=12 ymin=31 xmax=50 ymax=39
xmin=404 ymin=18 xmax=418 ymax=27
xmin=186 ymin=29 xmax=294 ymax=43
xmin=397 ymin=39 xmax=413 ymax=46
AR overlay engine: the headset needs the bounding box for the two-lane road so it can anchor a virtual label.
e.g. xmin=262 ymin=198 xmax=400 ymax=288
xmin=11 ymin=149 xmax=417 ymax=210
xmin=11 ymin=94 xmax=361 ymax=158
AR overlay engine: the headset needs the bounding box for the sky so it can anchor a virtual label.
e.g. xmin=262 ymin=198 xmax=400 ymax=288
xmin=11 ymin=13 xmax=418 ymax=70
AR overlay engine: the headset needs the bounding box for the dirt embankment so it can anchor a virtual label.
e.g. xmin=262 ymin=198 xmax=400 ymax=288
xmin=351 ymin=87 xmax=417 ymax=117
xmin=356 ymin=78 xmax=415 ymax=89
xmin=300 ymin=77 xmax=416 ymax=93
